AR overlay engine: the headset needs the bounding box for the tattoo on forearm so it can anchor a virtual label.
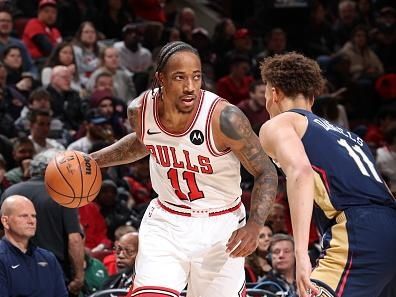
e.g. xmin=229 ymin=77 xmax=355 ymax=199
xmin=91 ymin=98 xmax=149 ymax=167
xmin=220 ymin=105 xmax=278 ymax=225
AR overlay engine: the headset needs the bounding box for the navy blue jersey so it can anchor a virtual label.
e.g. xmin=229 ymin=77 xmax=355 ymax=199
xmin=290 ymin=109 xmax=396 ymax=233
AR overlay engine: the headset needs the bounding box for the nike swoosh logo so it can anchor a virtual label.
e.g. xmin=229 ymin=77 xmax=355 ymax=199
xmin=11 ymin=264 xmax=20 ymax=269
xmin=147 ymin=129 xmax=161 ymax=135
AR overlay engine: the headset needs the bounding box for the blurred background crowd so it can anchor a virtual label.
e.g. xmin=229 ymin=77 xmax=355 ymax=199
xmin=0 ymin=0 xmax=395 ymax=296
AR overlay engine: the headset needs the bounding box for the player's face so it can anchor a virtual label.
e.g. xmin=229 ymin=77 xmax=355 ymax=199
xmin=271 ymin=240 xmax=295 ymax=273
xmin=265 ymin=82 xmax=281 ymax=118
xmin=160 ymin=51 xmax=202 ymax=114
xmin=257 ymin=225 xmax=272 ymax=252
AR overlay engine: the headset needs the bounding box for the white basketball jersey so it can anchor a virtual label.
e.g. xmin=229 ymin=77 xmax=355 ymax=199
xmin=139 ymin=89 xmax=242 ymax=210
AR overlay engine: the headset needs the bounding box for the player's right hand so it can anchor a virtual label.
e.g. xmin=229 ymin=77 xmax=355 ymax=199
xmin=296 ymin=253 xmax=319 ymax=297
xmin=226 ymin=220 xmax=261 ymax=257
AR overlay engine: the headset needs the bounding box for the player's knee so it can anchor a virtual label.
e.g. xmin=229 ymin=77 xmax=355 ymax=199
xmin=311 ymin=279 xmax=337 ymax=297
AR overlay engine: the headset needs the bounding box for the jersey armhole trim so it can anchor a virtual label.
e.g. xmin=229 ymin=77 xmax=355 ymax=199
xmin=139 ymin=90 xmax=150 ymax=143
xmin=205 ymin=97 xmax=232 ymax=157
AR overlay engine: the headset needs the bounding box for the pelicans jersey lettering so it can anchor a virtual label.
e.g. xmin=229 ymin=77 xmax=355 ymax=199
xmin=289 ymin=109 xmax=396 ymax=297
xmin=140 ymin=88 xmax=242 ymax=211
xmin=130 ymin=89 xmax=246 ymax=297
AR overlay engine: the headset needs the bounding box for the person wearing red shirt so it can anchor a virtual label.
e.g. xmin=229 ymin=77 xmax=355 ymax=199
xmin=216 ymin=54 xmax=253 ymax=105
xmin=22 ymin=0 xmax=62 ymax=60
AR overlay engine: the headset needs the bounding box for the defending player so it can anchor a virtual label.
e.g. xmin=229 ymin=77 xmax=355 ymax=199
xmin=91 ymin=41 xmax=278 ymax=296
xmin=259 ymin=52 xmax=396 ymax=297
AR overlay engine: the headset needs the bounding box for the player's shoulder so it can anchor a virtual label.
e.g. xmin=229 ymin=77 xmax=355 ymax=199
xmin=127 ymin=90 xmax=151 ymax=113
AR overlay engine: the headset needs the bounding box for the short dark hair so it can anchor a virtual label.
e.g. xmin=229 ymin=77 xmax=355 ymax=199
xmin=249 ymin=80 xmax=265 ymax=93
xmin=28 ymin=87 xmax=51 ymax=104
xmin=260 ymin=52 xmax=325 ymax=100
xmin=12 ymin=136 xmax=33 ymax=150
xmin=28 ymin=109 xmax=51 ymax=124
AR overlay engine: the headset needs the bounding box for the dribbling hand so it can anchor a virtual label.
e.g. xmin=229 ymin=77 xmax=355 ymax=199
xmin=226 ymin=220 xmax=261 ymax=257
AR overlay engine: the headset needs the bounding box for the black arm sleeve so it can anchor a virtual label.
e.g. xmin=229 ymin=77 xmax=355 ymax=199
xmin=31 ymin=34 xmax=54 ymax=57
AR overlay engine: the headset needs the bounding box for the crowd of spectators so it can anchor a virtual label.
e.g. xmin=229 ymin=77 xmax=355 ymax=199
xmin=0 ymin=0 xmax=394 ymax=296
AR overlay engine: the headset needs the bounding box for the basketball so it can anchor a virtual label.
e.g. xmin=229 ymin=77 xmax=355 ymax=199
xmin=45 ymin=150 xmax=102 ymax=208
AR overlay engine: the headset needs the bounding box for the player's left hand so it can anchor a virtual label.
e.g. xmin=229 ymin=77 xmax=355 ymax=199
xmin=226 ymin=220 xmax=261 ymax=257
xmin=296 ymin=252 xmax=319 ymax=297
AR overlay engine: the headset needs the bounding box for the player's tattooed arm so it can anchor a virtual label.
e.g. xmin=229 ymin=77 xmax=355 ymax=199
xmin=90 ymin=97 xmax=149 ymax=167
xmin=220 ymin=105 xmax=278 ymax=226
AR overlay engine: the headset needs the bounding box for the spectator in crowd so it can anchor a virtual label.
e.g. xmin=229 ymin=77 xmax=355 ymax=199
xmin=245 ymin=224 xmax=273 ymax=282
xmin=0 ymin=154 xmax=9 ymax=196
xmin=0 ymin=8 xmax=37 ymax=75
xmin=216 ymin=54 xmax=253 ymax=105
xmin=93 ymin=71 xmax=114 ymax=93
xmin=80 ymin=250 xmax=109 ymax=296
xmin=0 ymin=195 xmax=68 ymax=297
xmin=95 ymin=179 xmax=132 ymax=241
xmin=41 ymin=41 xmax=82 ymax=93
xmin=79 ymin=195 xmax=112 ymax=254
xmin=114 ymin=23 xmax=152 ymax=73
xmin=2 ymin=45 xmax=31 ymax=88
xmin=73 ymin=21 xmax=101 ymax=87
xmin=28 ymin=109 xmax=64 ymax=153
xmin=215 ymin=27 xmax=253 ymax=79
xmin=364 ymin=105 xmax=396 ymax=149
xmin=338 ymin=25 xmax=384 ymax=82
xmin=123 ymin=155 xmax=153 ymax=210
xmin=94 ymin=0 xmax=131 ymax=40
xmin=89 ymin=89 xmax=127 ymax=139
xmin=4 ymin=137 xmax=35 ymax=185
xmin=176 ymin=7 xmax=196 ymax=43
xmin=103 ymin=232 xmax=138 ymax=290
xmin=1 ymin=149 xmax=85 ymax=296
xmin=46 ymin=65 xmax=84 ymax=131
xmin=376 ymin=124 xmax=396 ymax=195
xmin=256 ymin=28 xmax=288 ymax=62
xmin=88 ymin=47 xmax=136 ymax=103
xmin=237 ymin=80 xmax=270 ymax=134
xmin=22 ymin=0 xmax=62 ymax=61
xmin=267 ymin=203 xmax=288 ymax=234
xmin=372 ymin=19 xmax=396 ymax=74
xmin=15 ymin=87 xmax=67 ymax=146
xmin=357 ymin=0 xmax=376 ymax=29
xmin=128 ymin=0 xmax=166 ymax=23
xmin=332 ymin=0 xmax=360 ymax=49
xmin=68 ymin=108 xmax=114 ymax=153
xmin=303 ymin=2 xmax=335 ymax=58
xmin=0 ymin=62 xmax=26 ymax=122
xmin=264 ymin=234 xmax=297 ymax=296
xmin=103 ymin=225 xmax=136 ymax=276
xmin=212 ymin=18 xmax=236 ymax=59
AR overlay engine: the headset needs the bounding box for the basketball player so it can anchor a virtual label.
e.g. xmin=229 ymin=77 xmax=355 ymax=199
xmin=90 ymin=41 xmax=278 ymax=296
xmin=259 ymin=52 xmax=396 ymax=297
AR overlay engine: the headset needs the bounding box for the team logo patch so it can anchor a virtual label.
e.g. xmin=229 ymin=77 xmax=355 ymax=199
xmin=190 ymin=130 xmax=204 ymax=145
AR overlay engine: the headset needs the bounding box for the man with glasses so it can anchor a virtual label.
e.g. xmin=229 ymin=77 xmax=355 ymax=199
xmin=103 ymin=232 xmax=139 ymax=290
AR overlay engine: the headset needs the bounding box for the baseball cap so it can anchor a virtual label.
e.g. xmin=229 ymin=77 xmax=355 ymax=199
xmin=192 ymin=27 xmax=209 ymax=37
xmin=234 ymin=28 xmax=250 ymax=40
xmin=90 ymin=90 xmax=114 ymax=108
xmin=85 ymin=109 xmax=109 ymax=125
xmin=39 ymin=0 xmax=57 ymax=9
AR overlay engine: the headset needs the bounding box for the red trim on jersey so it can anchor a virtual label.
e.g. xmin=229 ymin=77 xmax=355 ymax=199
xmin=139 ymin=91 xmax=150 ymax=143
xmin=158 ymin=200 xmax=241 ymax=217
xmin=337 ymin=255 xmax=353 ymax=297
xmin=312 ymin=165 xmax=330 ymax=193
xmin=163 ymin=200 xmax=192 ymax=209
xmin=205 ymin=97 xmax=232 ymax=157
xmin=130 ymin=286 xmax=180 ymax=297
xmin=153 ymin=90 xmax=204 ymax=137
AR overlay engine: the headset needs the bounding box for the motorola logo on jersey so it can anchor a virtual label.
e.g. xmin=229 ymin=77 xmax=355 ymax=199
xmin=190 ymin=130 xmax=204 ymax=145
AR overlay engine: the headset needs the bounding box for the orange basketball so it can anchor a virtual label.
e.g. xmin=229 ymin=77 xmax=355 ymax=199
xmin=45 ymin=150 xmax=102 ymax=208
